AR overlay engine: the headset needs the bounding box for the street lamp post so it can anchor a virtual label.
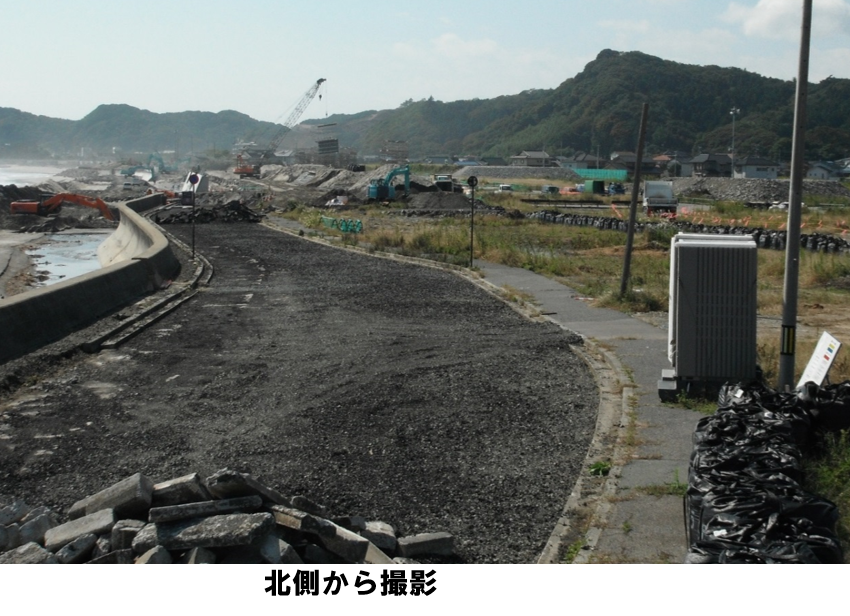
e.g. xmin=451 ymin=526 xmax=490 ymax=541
xmin=730 ymin=107 xmax=740 ymax=177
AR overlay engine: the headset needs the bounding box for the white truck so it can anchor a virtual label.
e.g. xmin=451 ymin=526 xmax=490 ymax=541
xmin=642 ymin=180 xmax=678 ymax=215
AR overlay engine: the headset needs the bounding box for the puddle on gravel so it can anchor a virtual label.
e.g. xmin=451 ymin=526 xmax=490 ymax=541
xmin=25 ymin=230 xmax=112 ymax=287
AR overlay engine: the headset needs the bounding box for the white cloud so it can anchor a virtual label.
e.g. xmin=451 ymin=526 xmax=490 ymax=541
xmin=724 ymin=0 xmax=850 ymax=40
xmin=431 ymin=33 xmax=499 ymax=58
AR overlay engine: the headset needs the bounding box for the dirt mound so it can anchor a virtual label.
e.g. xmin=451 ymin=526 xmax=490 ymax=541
xmin=409 ymin=191 xmax=471 ymax=210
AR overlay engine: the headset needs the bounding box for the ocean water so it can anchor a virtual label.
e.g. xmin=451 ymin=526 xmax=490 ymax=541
xmin=0 ymin=165 xmax=67 ymax=186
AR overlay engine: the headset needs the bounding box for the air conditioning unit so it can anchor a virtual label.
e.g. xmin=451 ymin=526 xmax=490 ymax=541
xmin=659 ymin=234 xmax=758 ymax=400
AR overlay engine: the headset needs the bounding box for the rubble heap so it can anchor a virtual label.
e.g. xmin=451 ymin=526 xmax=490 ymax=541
xmin=0 ymin=469 xmax=454 ymax=564
xmin=672 ymin=177 xmax=850 ymax=203
xmin=153 ymin=200 xmax=264 ymax=224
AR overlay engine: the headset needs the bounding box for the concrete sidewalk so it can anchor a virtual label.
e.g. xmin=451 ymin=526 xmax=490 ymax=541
xmin=478 ymin=261 xmax=702 ymax=563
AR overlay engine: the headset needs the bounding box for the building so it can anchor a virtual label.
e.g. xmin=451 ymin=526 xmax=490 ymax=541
xmin=691 ymin=153 xmax=732 ymax=177
xmin=510 ymin=150 xmax=551 ymax=167
xmin=556 ymin=151 xmax=605 ymax=170
xmin=733 ymin=156 xmax=779 ymax=179
xmin=806 ymin=161 xmax=844 ymax=180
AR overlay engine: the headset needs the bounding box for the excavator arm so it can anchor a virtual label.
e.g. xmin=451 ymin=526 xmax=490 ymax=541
xmin=41 ymin=193 xmax=115 ymax=221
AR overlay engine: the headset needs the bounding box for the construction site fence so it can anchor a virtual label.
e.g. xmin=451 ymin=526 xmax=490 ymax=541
xmin=573 ymin=169 xmax=629 ymax=181
xmin=321 ymin=216 xmax=363 ymax=234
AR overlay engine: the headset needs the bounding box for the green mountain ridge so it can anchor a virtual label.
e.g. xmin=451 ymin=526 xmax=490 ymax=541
xmin=2 ymin=50 xmax=849 ymax=162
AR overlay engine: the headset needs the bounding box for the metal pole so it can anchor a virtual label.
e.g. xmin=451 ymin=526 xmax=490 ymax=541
xmin=730 ymin=107 xmax=740 ymax=178
xmin=469 ymin=185 xmax=475 ymax=268
xmin=778 ymin=0 xmax=812 ymax=390
xmin=620 ymin=102 xmax=649 ymax=298
xmin=191 ymin=185 xmax=197 ymax=259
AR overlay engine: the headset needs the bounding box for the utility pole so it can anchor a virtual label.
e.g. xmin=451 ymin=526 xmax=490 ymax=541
xmin=778 ymin=0 xmax=812 ymax=390
xmin=620 ymin=103 xmax=649 ymax=298
xmin=730 ymin=107 xmax=740 ymax=177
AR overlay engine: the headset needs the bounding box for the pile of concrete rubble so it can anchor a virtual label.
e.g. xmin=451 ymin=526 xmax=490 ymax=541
xmin=672 ymin=177 xmax=850 ymax=204
xmin=153 ymin=200 xmax=265 ymax=224
xmin=0 ymin=469 xmax=454 ymax=564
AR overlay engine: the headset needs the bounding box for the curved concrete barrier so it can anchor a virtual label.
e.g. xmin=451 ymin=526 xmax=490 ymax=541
xmin=0 ymin=196 xmax=180 ymax=364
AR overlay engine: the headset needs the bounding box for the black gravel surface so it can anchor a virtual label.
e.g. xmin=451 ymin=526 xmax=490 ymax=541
xmin=0 ymin=223 xmax=599 ymax=563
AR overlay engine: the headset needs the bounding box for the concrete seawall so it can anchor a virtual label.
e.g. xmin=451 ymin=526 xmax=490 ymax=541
xmin=0 ymin=195 xmax=180 ymax=364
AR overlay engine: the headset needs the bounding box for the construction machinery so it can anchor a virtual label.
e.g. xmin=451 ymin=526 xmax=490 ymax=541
xmin=432 ymin=174 xmax=454 ymax=192
xmin=10 ymin=193 xmax=115 ymax=221
xmin=368 ymin=165 xmax=410 ymax=201
xmin=234 ymin=78 xmax=327 ymax=178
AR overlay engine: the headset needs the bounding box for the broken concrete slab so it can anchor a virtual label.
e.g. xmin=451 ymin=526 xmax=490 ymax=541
xmin=132 ymin=512 xmax=275 ymax=554
xmin=152 ymin=473 xmax=212 ymax=507
xmin=55 ymin=533 xmax=97 ymax=564
xmin=68 ymin=473 xmax=153 ymax=520
xmin=136 ymin=546 xmax=172 ymax=564
xmin=20 ymin=506 xmax=57 ymax=526
xmin=0 ymin=500 xmax=29 ymax=526
xmin=364 ymin=541 xmax=394 ymax=565
xmin=397 ymin=532 xmax=454 ymax=558
xmin=177 ymin=547 xmax=217 ymax=564
xmin=148 ymin=495 xmax=262 ymax=524
xmin=111 ymin=519 xmax=147 ymax=551
xmin=268 ymin=504 xmax=335 ymax=538
xmin=44 ymin=508 xmax=116 ymax=552
xmin=92 ymin=536 xmax=111 ymax=560
xmin=204 ymin=469 xmax=288 ymax=505
xmin=320 ymin=522 xmax=392 ymax=564
xmin=18 ymin=513 xmax=56 ymax=546
xmin=361 ymin=520 xmax=397 ymax=554
xmin=279 ymin=540 xmax=303 ymax=564
xmin=290 ymin=495 xmax=327 ymax=517
xmin=333 ymin=515 xmax=367 ymax=532
xmin=0 ymin=541 xmax=59 ymax=564
xmin=87 ymin=548 xmax=134 ymax=564
xmin=302 ymin=543 xmax=335 ymax=564
xmin=4 ymin=524 xmax=21 ymax=551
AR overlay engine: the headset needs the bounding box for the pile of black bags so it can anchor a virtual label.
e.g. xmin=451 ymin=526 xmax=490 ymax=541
xmin=685 ymin=381 xmax=849 ymax=563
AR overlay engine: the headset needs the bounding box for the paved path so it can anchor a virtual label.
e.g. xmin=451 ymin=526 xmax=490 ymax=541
xmin=478 ymin=261 xmax=702 ymax=563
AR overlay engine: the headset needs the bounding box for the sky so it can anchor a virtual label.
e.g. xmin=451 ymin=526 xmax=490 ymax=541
xmin=1 ymin=0 xmax=849 ymax=124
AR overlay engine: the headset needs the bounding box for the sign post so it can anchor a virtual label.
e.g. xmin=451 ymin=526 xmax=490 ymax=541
xmin=797 ymin=332 xmax=841 ymax=389
xmin=467 ymin=176 xmax=478 ymax=268
xmin=188 ymin=173 xmax=199 ymax=259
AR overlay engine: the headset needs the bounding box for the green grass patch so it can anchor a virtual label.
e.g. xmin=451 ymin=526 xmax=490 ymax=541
xmin=805 ymin=430 xmax=850 ymax=557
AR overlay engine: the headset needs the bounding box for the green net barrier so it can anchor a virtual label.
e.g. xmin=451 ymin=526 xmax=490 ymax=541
xmin=321 ymin=216 xmax=363 ymax=234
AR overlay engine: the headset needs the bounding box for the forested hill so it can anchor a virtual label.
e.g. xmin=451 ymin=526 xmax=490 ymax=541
xmin=3 ymin=50 xmax=850 ymax=161
xmin=333 ymin=49 xmax=850 ymax=161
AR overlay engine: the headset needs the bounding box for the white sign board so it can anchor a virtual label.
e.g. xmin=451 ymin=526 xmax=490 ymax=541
xmin=797 ymin=331 xmax=842 ymax=388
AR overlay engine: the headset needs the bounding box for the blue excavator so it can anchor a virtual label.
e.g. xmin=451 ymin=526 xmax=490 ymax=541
xmin=367 ymin=165 xmax=410 ymax=201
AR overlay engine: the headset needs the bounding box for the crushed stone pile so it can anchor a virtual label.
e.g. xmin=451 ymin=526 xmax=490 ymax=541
xmin=672 ymin=177 xmax=850 ymax=203
xmin=0 ymin=469 xmax=454 ymax=564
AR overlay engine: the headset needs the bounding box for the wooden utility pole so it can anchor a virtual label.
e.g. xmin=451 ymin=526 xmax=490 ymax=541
xmin=620 ymin=103 xmax=649 ymax=298
xmin=778 ymin=0 xmax=812 ymax=390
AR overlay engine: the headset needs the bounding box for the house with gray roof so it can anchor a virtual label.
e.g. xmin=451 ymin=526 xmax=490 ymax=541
xmin=733 ymin=156 xmax=779 ymax=179
xmin=510 ymin=150 xmax=551 ymax=167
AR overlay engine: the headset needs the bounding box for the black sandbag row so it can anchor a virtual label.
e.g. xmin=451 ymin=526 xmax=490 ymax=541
xmin=685 ymin=382 xmax=845 ymax=564
xmin=527 ymin=210 xmax=850 ymax=253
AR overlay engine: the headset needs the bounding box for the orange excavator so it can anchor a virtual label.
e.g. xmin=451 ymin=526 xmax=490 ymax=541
xmin=10 ymin=193 xmax=115 ymax=221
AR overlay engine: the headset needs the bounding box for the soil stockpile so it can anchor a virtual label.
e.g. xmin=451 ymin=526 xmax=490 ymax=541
xmin=0 ymin=223 xmax=598 ymax=563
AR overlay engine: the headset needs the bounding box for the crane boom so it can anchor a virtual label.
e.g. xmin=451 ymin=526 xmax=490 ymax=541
xmin=234 ymin=78 xmax=326 ymax=177
xmin=267 ymin=78 xmax=326 ymax=154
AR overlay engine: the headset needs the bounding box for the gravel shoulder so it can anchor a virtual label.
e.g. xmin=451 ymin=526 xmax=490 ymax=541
xmin=0 ymin=222 xmax=599 ymax=563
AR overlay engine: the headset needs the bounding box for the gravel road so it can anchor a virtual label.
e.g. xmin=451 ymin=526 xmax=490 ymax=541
xmin=0 ymin=222 xmax=599 ymax=563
